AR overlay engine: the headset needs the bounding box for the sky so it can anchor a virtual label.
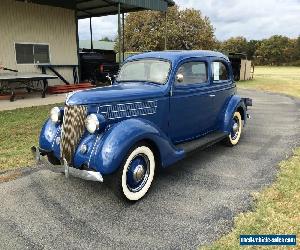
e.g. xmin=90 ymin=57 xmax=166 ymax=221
xmin=78 ymin=0 xmax=300 ymax=41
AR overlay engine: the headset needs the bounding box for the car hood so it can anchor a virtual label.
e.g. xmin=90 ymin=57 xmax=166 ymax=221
xmin=66 ymin=82 xmax=167 ymax=106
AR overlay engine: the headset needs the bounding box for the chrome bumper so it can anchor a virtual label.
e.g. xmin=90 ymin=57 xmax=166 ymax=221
xmin=31 ymin=146 xmax=103 ymax=183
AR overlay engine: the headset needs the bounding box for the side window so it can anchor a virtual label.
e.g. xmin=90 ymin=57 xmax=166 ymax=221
xmin=212 ymin=62 xmax=229 ymax=81
xmin=176 ymin=62 xmax=207 ymax=85
xmin=15 ymin=43 xmax=50 ymax=64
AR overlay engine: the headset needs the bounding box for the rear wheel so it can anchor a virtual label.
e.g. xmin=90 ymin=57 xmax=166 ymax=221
xmin=223 ymin=111 xmax=242 ymax=146
xmin=115 ymin=144 xmax=156 ymax=201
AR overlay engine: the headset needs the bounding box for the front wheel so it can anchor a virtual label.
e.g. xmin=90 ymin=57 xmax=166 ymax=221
xmin=223 ymin=111 xmax=242 ymax=146
xmin=116 ymin=144 xmax=156 ymax=201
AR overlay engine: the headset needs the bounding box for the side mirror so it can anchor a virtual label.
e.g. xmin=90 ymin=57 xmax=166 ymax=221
xmin=176 ymin=73 xmax=184 ymax=83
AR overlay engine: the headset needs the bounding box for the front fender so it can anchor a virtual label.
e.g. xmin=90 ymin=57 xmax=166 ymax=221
xmin=221 ymin=95 xmax=246 ymax=133
xmin=89 ymin=118 xmax=184 ymax=175
xmin=39 ymin=119 xmax=61 ymax=159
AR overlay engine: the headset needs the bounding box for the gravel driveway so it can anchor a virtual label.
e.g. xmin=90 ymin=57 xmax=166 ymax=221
xmin=0 ymin=89 xmax=299 ymax=249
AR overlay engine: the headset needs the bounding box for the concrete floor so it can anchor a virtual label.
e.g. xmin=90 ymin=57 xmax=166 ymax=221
xmin=0 ymin=93 xmax=66 ymax=111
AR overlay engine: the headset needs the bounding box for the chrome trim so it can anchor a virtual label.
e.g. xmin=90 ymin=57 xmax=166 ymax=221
xmin=32 ymin=147 xmax=103 ymax=183
xmin=99 ymin=100 xmax=158 ymax=120
xmin=63 ymin=159 xmax=103 ymax=182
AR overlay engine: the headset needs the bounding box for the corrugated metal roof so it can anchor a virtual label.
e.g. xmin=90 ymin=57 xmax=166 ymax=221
xmin=17 ymin=0 xmax=175 ymax=18
xmin=79 ymin=40 xmax=116 ymax=51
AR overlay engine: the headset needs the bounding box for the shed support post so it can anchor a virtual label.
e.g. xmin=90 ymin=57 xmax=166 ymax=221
xmin=164 ymin=11 xmax=168 ymax=50
xmin=122 ymin=13 xmax=125 ymax=62
xmin=75 ymin=10 xmax=81 ymax=83
xmin=90 ymin=17 xmax=93 ymax=51
xmin=118 ymin=3 xmax=122 ymax=64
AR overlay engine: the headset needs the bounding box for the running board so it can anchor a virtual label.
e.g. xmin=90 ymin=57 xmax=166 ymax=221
xmin=176 ymin=131 xmax=227 ymax=153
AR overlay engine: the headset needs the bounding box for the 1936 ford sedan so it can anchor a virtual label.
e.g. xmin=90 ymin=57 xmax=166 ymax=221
xmin=35 ymin=50 xmax=252 ymax=201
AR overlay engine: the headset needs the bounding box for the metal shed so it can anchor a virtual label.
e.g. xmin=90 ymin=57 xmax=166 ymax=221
xmin=20 ymin=0 xmax=174 ymax=17
xmin=17 ymin=0 xmax=174 ymax=75
xmin=0 ymin=0 xmax=174 ymax=100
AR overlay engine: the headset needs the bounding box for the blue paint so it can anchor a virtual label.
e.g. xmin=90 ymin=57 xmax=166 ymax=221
xmin=39 ymin=50 xmax=251 ymax=177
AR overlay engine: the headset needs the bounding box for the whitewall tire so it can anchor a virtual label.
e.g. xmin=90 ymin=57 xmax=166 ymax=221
xmin=224 ymin=111 xmax=242 ymax=146
xmin=120 ymin=145 xmax=155 ymax=201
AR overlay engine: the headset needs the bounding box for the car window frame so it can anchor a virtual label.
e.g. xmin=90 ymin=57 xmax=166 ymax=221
xmin=173 ymin=59 xmax=210 ymax=89
xmin=211 ymin=60 xmax=231 ymax=84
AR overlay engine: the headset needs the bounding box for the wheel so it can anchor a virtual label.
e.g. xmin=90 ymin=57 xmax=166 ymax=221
xmin=114 ymin=144 xmax=156 ymax=201
xmin=223 ymin=111 xmax=242 ymax=146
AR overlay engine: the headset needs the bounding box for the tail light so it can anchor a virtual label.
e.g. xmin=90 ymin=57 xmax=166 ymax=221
xmin=99 ymin=64 xmax=104 ymax=73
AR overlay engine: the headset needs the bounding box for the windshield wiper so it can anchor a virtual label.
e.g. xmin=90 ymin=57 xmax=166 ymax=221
xmin=117 ymin=80 xmax=163 ymax=85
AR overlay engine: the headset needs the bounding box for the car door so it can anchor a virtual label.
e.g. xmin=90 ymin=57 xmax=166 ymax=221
xmin=209 ymin=59 xmax=236 ymax=129
xmin=169 ymin=60 xmax=216 ymax=143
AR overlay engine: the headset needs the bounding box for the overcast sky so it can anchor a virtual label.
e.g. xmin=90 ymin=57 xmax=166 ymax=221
xmin=78 ymin=0 xmax=300 ymax=41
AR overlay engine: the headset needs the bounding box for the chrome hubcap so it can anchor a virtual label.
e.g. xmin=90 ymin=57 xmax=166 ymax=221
xmin=232 ymin=123 xmax=239 ymax=133
xmin=133 ymin=165 xmax=146 ymax=182
xmin=231 ymin=117 xmax=240 ymax=140
xmin=126 ymin=154 xmax=150 ymax=192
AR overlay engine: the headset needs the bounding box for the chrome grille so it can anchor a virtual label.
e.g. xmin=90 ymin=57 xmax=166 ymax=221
xmin=61 ymin=105 xmax=87 ymax=164
xmin=99 ymin=100 xmax=158 ymax=120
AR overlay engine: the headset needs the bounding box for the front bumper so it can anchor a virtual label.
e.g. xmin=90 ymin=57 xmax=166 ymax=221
xmin=31 ymin=146 xmax=103 ymax=183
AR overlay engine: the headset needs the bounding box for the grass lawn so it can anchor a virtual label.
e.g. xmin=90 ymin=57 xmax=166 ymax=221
xmin=206 ymin=66 xmax=300 ymax=249
xmin=0 ymin=104 xmax=61 ymax=171
xmin=238 ymin=66 xmax=300 ymax=98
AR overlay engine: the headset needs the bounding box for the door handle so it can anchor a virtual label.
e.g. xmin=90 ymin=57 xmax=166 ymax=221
xmin=209 ymin=94 xmax=215 ymax=97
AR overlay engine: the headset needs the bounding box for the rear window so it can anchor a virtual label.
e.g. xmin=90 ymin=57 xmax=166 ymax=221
xmin=212 ymin=61 xmax=229 ymax=81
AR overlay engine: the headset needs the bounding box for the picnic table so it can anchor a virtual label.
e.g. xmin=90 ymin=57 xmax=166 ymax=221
xmin=0 ymin=73 xmax=58 ymax=101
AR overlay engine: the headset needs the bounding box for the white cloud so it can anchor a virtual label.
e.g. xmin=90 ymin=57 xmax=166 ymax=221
xmin=79 ymin=15 xmax=118 ymax=41
xmin=78 ymin=0 xmax=300 ymax=41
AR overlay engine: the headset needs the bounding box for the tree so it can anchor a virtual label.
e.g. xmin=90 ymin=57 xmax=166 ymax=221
xmin=255 ymin=35 xmax=293 ymax=65
xmin=246 ymin=40 xmax=261 ymax=60
xmin=119 ymin=5 xmax=216 ymax=52
xmin=295 ymin=36 xmax=300 ymax=60
xmin=220 ymin=36 xmax=248 ymax=54
xmin=100 ymin=37 xmax=113 ymax=42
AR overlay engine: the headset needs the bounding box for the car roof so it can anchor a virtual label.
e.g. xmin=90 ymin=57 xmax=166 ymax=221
xmin=126 ymin=50 xmax=229 ymax=64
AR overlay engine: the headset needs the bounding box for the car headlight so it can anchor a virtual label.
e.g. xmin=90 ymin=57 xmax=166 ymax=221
xmin=85 ymin=114 xmax=100 ymax=134
xmin=50 ymin=107 xmax=62 ymax=123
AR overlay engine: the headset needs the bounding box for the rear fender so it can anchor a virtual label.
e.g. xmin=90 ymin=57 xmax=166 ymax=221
xmin=221 ymin=95 xmax=247 ymax=133
xmin=91 ymin=118 xmax=185 ymax=175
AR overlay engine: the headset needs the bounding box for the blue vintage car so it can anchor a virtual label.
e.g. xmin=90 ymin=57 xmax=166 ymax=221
xmin=35 ymin=50 xmax=252 ymax=201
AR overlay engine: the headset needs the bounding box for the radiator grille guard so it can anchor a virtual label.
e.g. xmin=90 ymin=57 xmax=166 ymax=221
xmin=61 ymin=105 xmax=87 ymax=164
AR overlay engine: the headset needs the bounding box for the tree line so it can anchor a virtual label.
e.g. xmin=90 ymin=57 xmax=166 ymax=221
xmin=219 ymin=36 xmax=300 ymax=66
xmin=119 ymin=6 xmax=300 ymax=66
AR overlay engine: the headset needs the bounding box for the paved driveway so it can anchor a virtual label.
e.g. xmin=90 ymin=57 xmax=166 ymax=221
xmin=0 ymin=90 xmax=299 ymax=249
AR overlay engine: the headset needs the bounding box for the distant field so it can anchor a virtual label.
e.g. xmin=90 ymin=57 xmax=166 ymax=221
xmin=238 ymin=66 xmax=300 ymax=98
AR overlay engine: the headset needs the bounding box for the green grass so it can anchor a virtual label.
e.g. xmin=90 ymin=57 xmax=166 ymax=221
xmin=0 ymin=104 xmax=61 ymax=171
xmin=238 ymin=66 xmax=300 ymax=98
xmin=205 ymin=66 xmax=300 ymax=249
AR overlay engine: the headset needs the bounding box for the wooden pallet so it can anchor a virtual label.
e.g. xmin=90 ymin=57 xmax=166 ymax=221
xmin=47 ymin=83 xmax=94 ymax=94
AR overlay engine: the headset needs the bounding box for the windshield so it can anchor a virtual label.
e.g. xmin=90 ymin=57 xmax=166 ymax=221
xmin=117 ymin=59 xmax=171 ymax=84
